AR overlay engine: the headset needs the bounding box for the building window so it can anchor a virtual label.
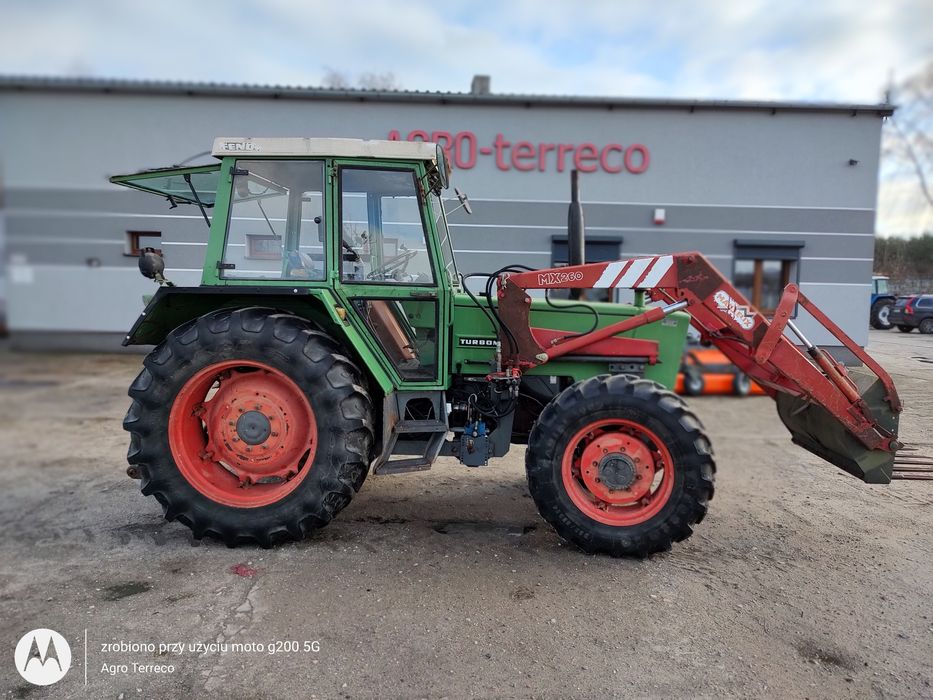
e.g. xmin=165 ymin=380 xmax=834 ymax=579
xmin=551 ymin=236 xmax=623 ymax=266
xmin=733 ymin=239 xmax=803 ymax=315
xmin=125 ymin=231 xmax=161 ymax=256
xmin=551 ymin=236 xmax=623 ymax=302
xmin=734 ymin=259 xmax=793 ymax=313
xmin=245 ymin=234 xmax=282 ymax=260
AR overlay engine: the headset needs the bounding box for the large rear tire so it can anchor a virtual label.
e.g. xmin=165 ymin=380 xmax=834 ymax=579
xmin=526 ymin=375 xmax=715 ymax=557
xmin=123 ymin=307 xmax=374 ymax=547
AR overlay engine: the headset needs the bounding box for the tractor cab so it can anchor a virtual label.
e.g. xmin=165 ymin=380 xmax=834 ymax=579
xmin=111 ymin=138 xmax=455 ymax=285
xmin=111 ymin=138 xmax=465 ymax=389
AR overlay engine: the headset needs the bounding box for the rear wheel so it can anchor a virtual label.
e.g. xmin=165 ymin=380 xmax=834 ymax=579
xmin=897 ymin=325 xmax=913 ymax=333
xmin=526 ymin=375 xmax=715 ymax=556
xmin=920 ymin=318 xmax=933 ymax=334
xmin=870 ymin=300 xmax=893 ymax=330
xmin=124 ymin=307 xmax=374 ymax=546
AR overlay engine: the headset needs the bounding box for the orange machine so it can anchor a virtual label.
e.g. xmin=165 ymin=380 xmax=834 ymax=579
xmin=675 ymin=346 xmax=766 ymax=396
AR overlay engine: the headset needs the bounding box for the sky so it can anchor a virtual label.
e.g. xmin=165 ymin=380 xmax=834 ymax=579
xmin=0 ymin=0 xmax=930 ymax=233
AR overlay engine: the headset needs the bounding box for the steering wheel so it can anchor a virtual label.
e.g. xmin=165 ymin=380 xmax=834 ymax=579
xmin=366 ymin=248 xmax=418 ymax=281
xmin=341 ymin=240 xmax=360 ymax=261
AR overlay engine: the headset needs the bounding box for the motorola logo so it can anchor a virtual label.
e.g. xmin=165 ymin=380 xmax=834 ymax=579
xmin=14 ymin=628 xmax=71 ymax=686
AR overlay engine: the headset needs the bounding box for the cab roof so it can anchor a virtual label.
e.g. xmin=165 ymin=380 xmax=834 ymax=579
xmin=211 ymin=137 xmax=438 ymax=160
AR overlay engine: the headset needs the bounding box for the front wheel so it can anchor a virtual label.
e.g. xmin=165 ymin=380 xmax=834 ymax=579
xmin=920 ymin=318 xmax=933 ymax=334
xmin=526 ymin=375 xmax=715 ymax=557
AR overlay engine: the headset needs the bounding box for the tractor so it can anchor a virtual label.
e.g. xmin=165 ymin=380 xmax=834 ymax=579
xmin=870 ymin=275 xmax=896 ymax=330
xmin=110 ymin=137 xmax=929 ymax=557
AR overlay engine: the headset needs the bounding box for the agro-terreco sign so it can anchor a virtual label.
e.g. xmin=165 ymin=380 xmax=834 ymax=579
xmin=388 ymin=130 xmax=649 ymax=174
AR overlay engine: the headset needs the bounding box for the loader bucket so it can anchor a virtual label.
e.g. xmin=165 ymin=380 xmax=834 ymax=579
xmin=776 ymin=366 xmax=898 ymax=484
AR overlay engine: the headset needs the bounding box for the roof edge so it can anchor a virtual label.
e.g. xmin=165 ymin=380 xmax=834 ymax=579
xmin=0 ymin=75 xmax=896 ymax=116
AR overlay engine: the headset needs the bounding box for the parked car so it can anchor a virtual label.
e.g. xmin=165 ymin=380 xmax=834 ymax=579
xmin=889 ymin=294 xmax=933 ymax=333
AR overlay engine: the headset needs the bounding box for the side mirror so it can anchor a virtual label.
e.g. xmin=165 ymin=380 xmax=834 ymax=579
xmin=455 ymin=188 xmax=473 ymax=215
xmin=138 ymin=247 xmax=165 ymax=280
xmin=435 ymin=144 xmax=451 ymax=190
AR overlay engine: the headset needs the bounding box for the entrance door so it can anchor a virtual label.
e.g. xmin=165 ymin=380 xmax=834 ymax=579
xmin=333 ymin=163 xmax=447 ymax=387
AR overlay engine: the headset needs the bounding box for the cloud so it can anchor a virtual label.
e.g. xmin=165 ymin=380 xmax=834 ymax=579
xmin=0 ymin=0 xmax=929 ymax=101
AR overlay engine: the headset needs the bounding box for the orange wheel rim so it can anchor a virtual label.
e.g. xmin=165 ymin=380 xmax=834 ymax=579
xmin=561 ymin=418 xmax=675 ymax=526
xmin=168 ymin=360 xmax=317 ymax=508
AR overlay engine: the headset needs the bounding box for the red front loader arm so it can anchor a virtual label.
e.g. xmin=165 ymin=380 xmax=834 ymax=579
xmin=497 ymin=252 xmax=924 ymax=484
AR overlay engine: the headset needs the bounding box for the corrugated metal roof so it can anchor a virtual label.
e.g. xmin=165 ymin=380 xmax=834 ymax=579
xmin=0 ymin=74 xmax=895 ymax=116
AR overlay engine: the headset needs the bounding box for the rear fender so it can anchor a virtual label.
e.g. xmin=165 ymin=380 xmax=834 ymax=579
xmin=124 ymin=286 xmax=394 ymax=395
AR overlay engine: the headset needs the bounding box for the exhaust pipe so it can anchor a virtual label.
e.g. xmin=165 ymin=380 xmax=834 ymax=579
xmin=567 ymin=169 xmax=585 ymax=300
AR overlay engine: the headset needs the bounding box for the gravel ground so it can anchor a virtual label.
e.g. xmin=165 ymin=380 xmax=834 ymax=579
xmin=0 ymin=330 xmax=931 ymax=699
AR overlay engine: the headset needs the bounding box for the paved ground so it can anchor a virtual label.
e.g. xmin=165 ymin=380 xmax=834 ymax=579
xmin=0 ymin=330 xmax=931 ymax=699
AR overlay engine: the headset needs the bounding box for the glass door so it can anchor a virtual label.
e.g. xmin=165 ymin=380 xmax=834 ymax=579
xmin=333 ymin=163 xmax=447 ymax=387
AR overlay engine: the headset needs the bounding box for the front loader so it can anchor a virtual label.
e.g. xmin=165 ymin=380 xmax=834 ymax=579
xmin=111 ymin=137 xmax=929 ymax=556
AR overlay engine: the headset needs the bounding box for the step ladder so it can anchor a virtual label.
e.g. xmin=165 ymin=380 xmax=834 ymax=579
xmin=372 ymin=391 xmax=449 ymax=475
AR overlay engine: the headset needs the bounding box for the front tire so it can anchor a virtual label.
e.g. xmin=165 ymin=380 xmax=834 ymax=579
xmin=870 ymin=300 xmax=893 ymax=330
xmin=920 ymin=318 xmax=933 ymax=334
xmin=123 ymin=307 xmax=374 ymax=547
xmin=526 ymin=375 xmax=715 ymax=557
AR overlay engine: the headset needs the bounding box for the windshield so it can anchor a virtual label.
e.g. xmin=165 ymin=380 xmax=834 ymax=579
xmin=875 ymin=278 xmax=889 ymax=295
xmin=432 ymin=192 xmax=459 ymax=289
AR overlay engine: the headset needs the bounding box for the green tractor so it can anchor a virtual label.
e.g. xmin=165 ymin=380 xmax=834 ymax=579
xmin=112 ymin=137 xmax=915 ymax=556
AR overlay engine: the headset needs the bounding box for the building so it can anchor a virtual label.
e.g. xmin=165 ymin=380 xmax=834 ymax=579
xmin=0 ymin=76 xmax=893 ymax=359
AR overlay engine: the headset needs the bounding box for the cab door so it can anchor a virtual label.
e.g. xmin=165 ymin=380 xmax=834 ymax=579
xmin=331 ymin=161 xmax=449 ymax=389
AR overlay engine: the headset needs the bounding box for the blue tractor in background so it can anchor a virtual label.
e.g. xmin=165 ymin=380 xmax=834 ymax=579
xmin=870 ymin=275 xmax=896 ymax=330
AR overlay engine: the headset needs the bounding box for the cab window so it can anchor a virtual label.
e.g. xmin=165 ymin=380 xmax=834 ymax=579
xmin=340 ymin=168 xmax=435 ymax=285
xmin=222 ymin=160 xmax=326 ymax=280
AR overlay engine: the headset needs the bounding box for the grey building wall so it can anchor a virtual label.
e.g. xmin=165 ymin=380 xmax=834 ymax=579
xmin=0 ymin=81 xmax=889 ymax=350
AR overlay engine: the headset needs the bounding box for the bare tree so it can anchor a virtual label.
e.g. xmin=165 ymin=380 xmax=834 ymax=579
xmin=321 ymin=67 xmax=400 ymax=91
xmin=321 ymin=67 xmax=352 ymax=89
xmin=358 ymin=71 xmax=400 ymax=91
xmin=884 ymin=61 xmax=933 ymax=207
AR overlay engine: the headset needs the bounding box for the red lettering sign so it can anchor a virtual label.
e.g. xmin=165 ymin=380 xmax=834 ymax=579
xmin=388 ymin=130 xmax=649 ymax=174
